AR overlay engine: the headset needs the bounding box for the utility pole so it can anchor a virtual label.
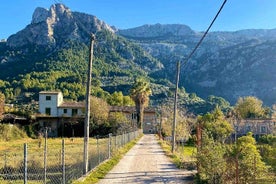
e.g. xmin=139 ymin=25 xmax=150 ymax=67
xmin=159 ymin=107 xmax=163 ymax=139
xmin=83 ymin=33 xmax=95 ymax=174
xmin=172 ymin=61 xmax=180 ymax=153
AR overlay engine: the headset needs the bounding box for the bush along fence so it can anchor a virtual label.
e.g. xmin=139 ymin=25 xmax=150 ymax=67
xmin=0 ymin=130 xmax=142 ymax=184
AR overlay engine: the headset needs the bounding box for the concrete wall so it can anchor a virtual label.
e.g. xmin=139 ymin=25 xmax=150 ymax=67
xmin=39 ymin=91 xmax=63 ymax=117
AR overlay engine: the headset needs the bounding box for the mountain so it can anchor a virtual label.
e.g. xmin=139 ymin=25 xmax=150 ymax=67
xmin=1 ymin=4 xmax=163 ymax=78
xmin=0 ymin=4 xmax=174 ymax=110
xmin=117 ymin=24 xmax=276 ymax=106
xmin=2 ymin=3 xmax=275 ymax=115
xmin=7 ymin=4 xmax=114 ymax=47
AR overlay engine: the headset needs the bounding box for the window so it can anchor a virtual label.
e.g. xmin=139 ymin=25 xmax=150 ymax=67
xmin=261 ymin=126 xmax=267 ymax=133
xmin=132 ymin=113 xmax=137 ymax=119
xmin=72 ymin=109 xmax=78 ymax=116
xmin=63 ymin=109 xmax=67 ymax=114
xmin=246 ymin=125 xmax=251 ymax=133
xmin=46 ymin=96 xmax=51 ymax=101
xmin=45 ymin=108 xmax=51 ymax=115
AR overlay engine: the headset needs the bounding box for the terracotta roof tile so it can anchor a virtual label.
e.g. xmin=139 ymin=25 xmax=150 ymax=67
xmin=39 ymin=91 xmax=61 ymax=94
xmin=59 ymin=101 xmax=85 ymax=108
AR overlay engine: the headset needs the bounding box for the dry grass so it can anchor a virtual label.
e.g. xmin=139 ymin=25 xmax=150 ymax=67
xmin=0 ymin=131 xmax=141 ymax=183
xmin=0 ymin=137 xmax=105 ymax=169
xmin=159 ymin=139 xmax=197 ymax=170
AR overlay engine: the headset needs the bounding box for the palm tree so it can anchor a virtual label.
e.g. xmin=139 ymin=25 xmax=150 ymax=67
xmin=130 ymin=78 xmax=152 ymax=129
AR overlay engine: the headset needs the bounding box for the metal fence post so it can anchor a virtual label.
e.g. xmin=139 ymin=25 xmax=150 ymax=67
xmin=115 ymin=135 xmax=117 ymax=151
xmin=108 ymin=133 xmax=112 ymax=159
xmin=97 ymin=136 xmax=100 ymax=165
xmin=120 ymin=132 xmax=125 ymax=147
xmin=122 ymin=132 xmax=126 ymax=146
xmin=124 ymin=132 xmax=126 ymax=145
xmin=62 ymin=139 xmax=65 ymax=184
xmin=4 ymin=153 xmax=7 ymax=171
xmin=44 ymin=128 xmax=48 ymax=184
xmin=24 ymin=143 xmax=27 ymax=184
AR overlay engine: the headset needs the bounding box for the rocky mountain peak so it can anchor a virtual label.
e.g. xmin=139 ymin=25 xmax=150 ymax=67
xmin=32 ymin=4 xmax=72 ymax=24
xmin=7 ymin=3 xmax=114 ymax=48
xmin=31 ymin=7 xmax=48 ymax=24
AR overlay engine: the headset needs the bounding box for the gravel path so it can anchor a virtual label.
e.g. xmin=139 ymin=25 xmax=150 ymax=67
xmin=97 ymin=134 xmax=195 ymax=184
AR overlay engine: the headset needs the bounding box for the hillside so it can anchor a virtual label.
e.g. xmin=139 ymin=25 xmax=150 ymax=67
xmin=118 ymin=24 xmax=276 ymax=105
xmin=0 ymin=4 xmax=162 ymax=95
xmin=3 ymin=3 xmax=276 ymax=114
xmin=0 ymin=4 xmax=218 ymax=115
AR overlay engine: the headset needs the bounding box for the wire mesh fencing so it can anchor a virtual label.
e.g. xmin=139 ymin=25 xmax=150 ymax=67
xmin=0 ymin=130 xmax=141 ymax=184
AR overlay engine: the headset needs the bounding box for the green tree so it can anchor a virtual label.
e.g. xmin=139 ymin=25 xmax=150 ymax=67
xmin=108 ymin=112 xmax=131 ymax=134
xmin=198 ymin=107 xmax=233 ymax=143
xmin=234 ymin=96 xmax=266 ymax=119
xmin=226 ymin=133 xmax=268 ymax=183
xmin=272 ymin=104 xmax=276 ymax=119
xmin=206 ymin=95 xmax=231 ymax=112
xmin=160 ymin=105 xmax=194 ymax=140
xmin=130 ymin=78 xmax=152 ymax=129
xmin=196 ymin=134 xmax=227 ymax=183
xmin=108 ymin=91 xmax=134 ymax=106
xmin=258 ymin=144 xmax=276 ymax=172
xmin=108 ymin=91 xmax=124 ymax=106
xmin=196 ymin=108 xmax=234 ymax=183
xmin=90 ymin=96 xmax=109 ymax=127
xmin=122 ymin=95 xmax=134 ymax=106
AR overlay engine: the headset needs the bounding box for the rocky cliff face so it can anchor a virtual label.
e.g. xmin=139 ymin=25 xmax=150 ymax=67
xmin=1 ymin=3 xmax=163 ymax=79
xmin=7 ymin=4 xmax=114 ymax=47
xmin=118 ymin=25 xmax=276 ymax=105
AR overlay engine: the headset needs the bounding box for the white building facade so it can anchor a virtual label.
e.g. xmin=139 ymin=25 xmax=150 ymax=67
xmin=38 ymin=91 xmax=85 ymax=137
xmin=39 ymin=91 xmax=84 ymax=117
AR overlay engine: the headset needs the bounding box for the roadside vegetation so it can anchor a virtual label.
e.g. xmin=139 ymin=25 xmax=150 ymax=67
xmin=159 ymin=138 xmax=197 ymax=171
xmin=157 ymin=96 xmax=276 ymax=183
xmin=73 ymin=134 xmax=142 ymax=184
xmin=2 ymin=75 xmax=276 ymax=183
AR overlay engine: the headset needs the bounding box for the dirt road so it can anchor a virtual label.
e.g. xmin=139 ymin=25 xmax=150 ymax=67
xmin=97 ymin=134 xmax=195 ymax=184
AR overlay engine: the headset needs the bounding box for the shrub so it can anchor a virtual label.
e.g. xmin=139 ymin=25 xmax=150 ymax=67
xmin=0 ymin=124 xmax=27 ymax=141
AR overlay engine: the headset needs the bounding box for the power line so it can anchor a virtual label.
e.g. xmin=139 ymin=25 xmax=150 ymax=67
xmin=181 ymin=0 xmax=228 ymax=67
xmin=171 ymin=0 xmax=228 ymax=153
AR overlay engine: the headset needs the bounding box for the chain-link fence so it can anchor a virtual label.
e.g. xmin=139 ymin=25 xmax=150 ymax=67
xmin=0 ymin=130 xmax=141 ymax=184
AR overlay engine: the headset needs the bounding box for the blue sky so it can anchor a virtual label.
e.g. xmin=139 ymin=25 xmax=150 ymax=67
xmin=1 ymin=0 xmax=276 ymax=39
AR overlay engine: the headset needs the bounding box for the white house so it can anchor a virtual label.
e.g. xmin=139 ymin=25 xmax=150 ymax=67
xmin=37 ymin=91 xmax=85 ymax=137
xmin=39 ymin=91 xmax=85 ymax=117
xmin=37 ymin=91 xmax=157 ymax=136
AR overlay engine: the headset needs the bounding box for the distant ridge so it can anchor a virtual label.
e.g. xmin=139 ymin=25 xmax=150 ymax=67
xmin=118 ymin=23 xmax=196 ymax=38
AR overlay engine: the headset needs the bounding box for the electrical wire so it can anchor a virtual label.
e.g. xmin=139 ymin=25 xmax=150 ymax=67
xmin=181 ymin=0 xmax=228 ymax=67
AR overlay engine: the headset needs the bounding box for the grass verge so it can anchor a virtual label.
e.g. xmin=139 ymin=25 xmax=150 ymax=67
xmin=73 ymin=134 xmax=143 ymax=184
xmin=158 ymin=138 xmax=197 ymax=170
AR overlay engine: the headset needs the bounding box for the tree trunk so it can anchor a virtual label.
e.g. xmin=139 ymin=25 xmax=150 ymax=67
xmin=136 ymin=102 xmax=144 ymax=130
xmin=140 ymin=106 xmax=145 ymax=130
